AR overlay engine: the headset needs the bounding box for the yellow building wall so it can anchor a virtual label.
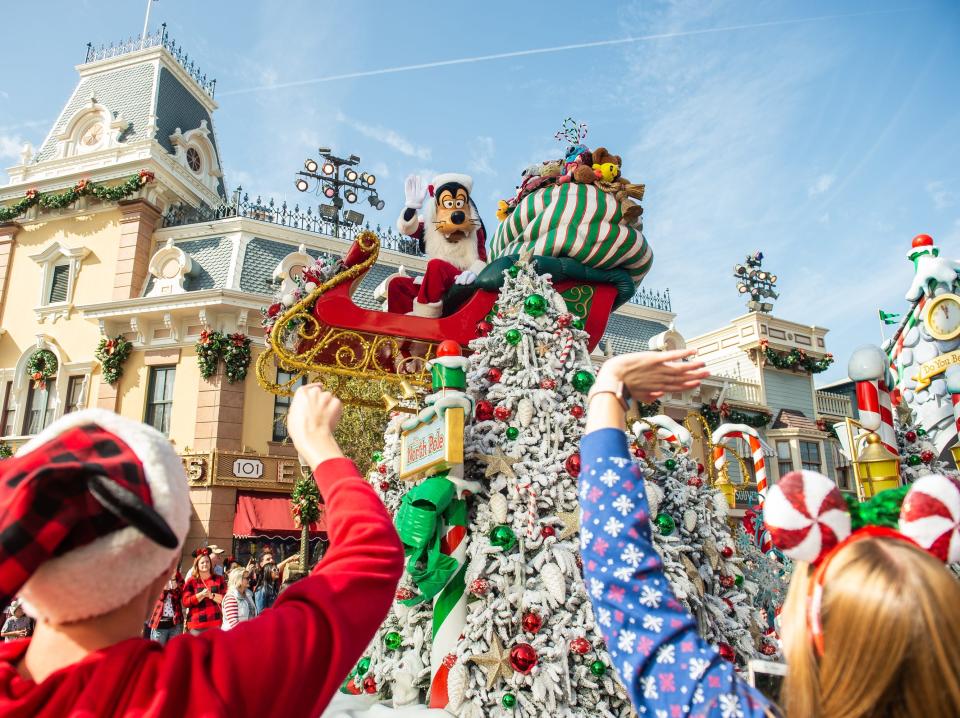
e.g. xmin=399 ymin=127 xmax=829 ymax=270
xmin=241 ymin=346 xmax=276 ymax=454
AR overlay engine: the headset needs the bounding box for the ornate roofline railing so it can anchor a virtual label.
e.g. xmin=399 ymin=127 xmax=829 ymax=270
xmin=83 ymin=24 xmax=216 ymax=99
xmin=629 ymin=286 xmax=672 ymax=312
xmin=160 ymin=188 xmax=425 ymax=257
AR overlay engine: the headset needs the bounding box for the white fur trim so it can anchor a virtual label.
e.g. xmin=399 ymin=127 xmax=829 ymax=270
xmin=431 ymin=173 xmax=473 ymax=194
xmin=397 ymin=212 xmax=421 ymax=237
xmin=411 ymin=300 xmax=443 ymax=318
xmin=16 ymin=409 xmax=190 ymax=623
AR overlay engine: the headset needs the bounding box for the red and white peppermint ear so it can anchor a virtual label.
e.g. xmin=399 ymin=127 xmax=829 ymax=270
xmin=899 ymin=474 xmax=960 ymax=563
xmin=764 ymin=470 xmax=851 ymax=564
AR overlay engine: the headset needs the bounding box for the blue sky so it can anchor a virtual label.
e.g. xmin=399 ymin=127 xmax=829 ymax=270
xmin=2 ymin=1 xmax=959 ymax=384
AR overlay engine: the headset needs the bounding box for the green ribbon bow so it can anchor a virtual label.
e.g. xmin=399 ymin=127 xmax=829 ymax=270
xmin=844 ymin=485 xmax=910 ymax=531
xmin=395 ymin=473 xmax=467 ymax=605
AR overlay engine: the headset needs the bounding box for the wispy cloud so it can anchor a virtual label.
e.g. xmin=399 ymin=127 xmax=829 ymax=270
xmin=926 ymin=180 xmax=956 ymax=210
xmin=468 ymin=136 xmax=496 ymax=176
xmin=0 ymin=134 xmax=25 ymax=162
xmin=808 ymin=173 xmax=835 ymax=197
xmin=335 ymin=111 xmax=430 ymax=160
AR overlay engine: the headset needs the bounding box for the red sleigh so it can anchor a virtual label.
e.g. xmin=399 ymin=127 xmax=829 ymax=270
xmin=255 ymin=231 xmax=636 ymax=395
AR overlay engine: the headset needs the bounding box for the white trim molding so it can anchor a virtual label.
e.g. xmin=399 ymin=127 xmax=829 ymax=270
xmin=29 ymin=241 xmax=90 ymax=323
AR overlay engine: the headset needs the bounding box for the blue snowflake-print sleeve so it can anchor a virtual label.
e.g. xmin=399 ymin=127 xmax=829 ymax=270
xmin=579 ymin=428 xmax=774 ymax=718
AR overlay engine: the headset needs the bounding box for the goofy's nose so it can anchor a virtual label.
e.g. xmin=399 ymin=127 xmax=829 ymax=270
xmin=451 ymin=210 xmax=466 ymax=225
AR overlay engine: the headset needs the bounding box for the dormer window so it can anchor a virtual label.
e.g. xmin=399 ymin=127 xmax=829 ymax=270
xmin=186 ymin=146 xmax=202 ymax=173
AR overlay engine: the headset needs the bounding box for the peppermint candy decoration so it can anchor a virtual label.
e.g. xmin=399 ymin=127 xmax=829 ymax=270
xmin=899 ymin=474 xmax=960 ymax=563
xmin=764 ymin=470 xmax=851 ymax=563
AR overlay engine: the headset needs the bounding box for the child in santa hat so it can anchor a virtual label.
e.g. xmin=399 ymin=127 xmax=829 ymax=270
xmin=0 ymin=385 xmax=404 ymax=717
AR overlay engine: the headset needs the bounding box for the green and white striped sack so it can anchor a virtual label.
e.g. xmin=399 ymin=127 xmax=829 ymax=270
xmin=491 ymin=183 xmax=652 ymax=286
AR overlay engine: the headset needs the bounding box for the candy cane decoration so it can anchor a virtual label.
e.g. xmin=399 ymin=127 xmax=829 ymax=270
xmin=712 ymin=424 xmax=771 ymax=507
xmin=855 ymin=379 xmax=898 ymax=455
xmin=633 ymin=415 xmax=693 ymax=452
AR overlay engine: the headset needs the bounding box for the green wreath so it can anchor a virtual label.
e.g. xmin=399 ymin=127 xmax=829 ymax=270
xmin=26 ymin=349 xmax=57 ymax=389
xmin=291 ymin=475 xmax=321 ymax=527
xmin=195 ymin=330 xmax=226 ymax=379
xmin=223 ymin=333 xmax=252 ymax=384
xmin=95 ymin=335 xmax=133 ymax=385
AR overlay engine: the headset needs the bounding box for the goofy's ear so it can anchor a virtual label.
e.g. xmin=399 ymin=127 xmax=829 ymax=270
xmin=86 ymin=473 xmax=179 ymax=549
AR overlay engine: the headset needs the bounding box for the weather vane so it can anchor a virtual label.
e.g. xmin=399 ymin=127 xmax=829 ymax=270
xmin=733 ymin=251 xmax=779 ymax=313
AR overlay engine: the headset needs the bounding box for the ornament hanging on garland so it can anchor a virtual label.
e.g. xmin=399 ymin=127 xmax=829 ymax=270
xmin=25 ymin=349 xmax=57 ymax=390
xmin=0 ymin=170 xmax=155 ymax=223
xmin=95 ymin=335 xmax=133 ymax=386
xmin=487 ymin=367 xmax=503 ymax=383
xmin=475 ymin=400 xmax=495 ymax=422
xmin=384 ymin=631 xmax=402 ymax=650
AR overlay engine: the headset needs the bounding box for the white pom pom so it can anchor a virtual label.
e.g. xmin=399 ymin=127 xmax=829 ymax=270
xmin=645 ymin=481 xmax=664 ymax=518
xmin=281 ymin=292 xmax=296 ymax=307
xmin=683 ymin=508 xmax=697 ymax=532
xmin=517 ymin=398 xmax=534 ymax=427
xmin=446 ymin=662 xmax=468 ymax=710
xmin=489 ymin=493 xmax=509 ymax=524
xmin=541 ymin=563 xmax=566 ymax=604
xmin=303 ymin=281 xmax=318 ymax=293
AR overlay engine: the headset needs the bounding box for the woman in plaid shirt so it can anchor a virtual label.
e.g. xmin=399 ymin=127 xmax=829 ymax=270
xmin=146 ymin=570 xmax=183 ymax=645
xmin=181 ymin=552 xmax=226 ymax=634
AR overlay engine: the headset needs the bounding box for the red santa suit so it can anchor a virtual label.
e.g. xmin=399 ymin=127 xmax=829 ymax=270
xmin=385 ymin=173 xmax=487 ymax=318
xmin=0 ymin=409 xmax=404 ymax=718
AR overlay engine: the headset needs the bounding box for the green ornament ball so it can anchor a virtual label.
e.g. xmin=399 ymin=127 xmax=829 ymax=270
xmin=907 ymin=454 xmax=922 ymax=467
xmin=655 ymin=513 xmax=676 ymax=535
xmin=590 ymin=660 xmax=607 ymax=676
xmin=372 ymin=451 xmax=383 ymax=463
xmin=524 ymin=293 xmax=548 ymax=317
xmin=486 ymin=312 xmax=497 ymax=323
xmin=490 ymin=524 xmax=517 ymax=551
xmin=507 ymin=265 xmax=520 ymax=278
xmin=505 ymin=329 xmax=523 ymax=346
xmin=572 ymin=370 xmax=596 ymax=393
xmin=384 ymin=631 xmax=402 ymax=651
xmin=734 ymin=574 xmax=744 ymax=587
xmin=917 ymin=428 xmax=927 ymax=436
xmin=501 ymin=693 xmax=517 ymax=709
xmin=357 ymin=657 xmax=371 ymax=675
xmin=664 ymin=458 xmax=677 ymax=471
xmin=506 ymin=427 xmax=520 ymax=440
xmin=572 ymin=318 xmax=585 ymax=330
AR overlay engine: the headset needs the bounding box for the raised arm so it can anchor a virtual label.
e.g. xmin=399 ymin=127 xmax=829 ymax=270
xmin=580 ymin=353 xmax=771 ymax=717
xmin=164 ymin=386 xmax=405 ymax=717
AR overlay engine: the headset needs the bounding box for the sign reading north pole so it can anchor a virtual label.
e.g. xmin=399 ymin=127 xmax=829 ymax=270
xmin=399 ymin=407 xmax=465 ymax=481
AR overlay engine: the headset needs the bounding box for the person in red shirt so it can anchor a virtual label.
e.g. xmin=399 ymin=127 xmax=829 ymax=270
xmin=146 ymin=570 xmax=183 ymax=645
xmin=0 ymin=385 xmax=404 ymax=718
xmin=181 ymin=552 xmax=226 ymax=634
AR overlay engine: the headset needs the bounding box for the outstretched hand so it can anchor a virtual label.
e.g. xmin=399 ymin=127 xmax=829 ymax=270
xmin=601 ymin=349 xmax=709 ymax=403
xmin=404 ymin=175 xmax=427 ymax=210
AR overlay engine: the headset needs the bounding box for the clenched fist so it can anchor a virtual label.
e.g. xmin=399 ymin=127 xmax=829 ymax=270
xmin=286 ymin=384 xmax=345 ymax=469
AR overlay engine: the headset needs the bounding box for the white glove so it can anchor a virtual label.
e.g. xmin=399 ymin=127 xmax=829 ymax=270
xmin=454 ymin=270 xmax=477 ymax=286
xmin=404 ymin=175 xmax=427 ymax=209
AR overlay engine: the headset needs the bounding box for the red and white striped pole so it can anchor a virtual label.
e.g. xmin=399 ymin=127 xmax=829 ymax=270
xmin=855 ymin=379 xmax=898 ymax=456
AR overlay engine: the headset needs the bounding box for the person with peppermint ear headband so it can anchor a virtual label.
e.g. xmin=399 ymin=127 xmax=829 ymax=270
xmin=0 ymin=386 xmax=404 ymax=718
xmin=579 ymin=350 xmax=960 ymax=718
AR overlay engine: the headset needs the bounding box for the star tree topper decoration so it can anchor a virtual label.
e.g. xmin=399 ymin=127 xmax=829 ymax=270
xmin=467 ymin=633 xmax=513 ymax=689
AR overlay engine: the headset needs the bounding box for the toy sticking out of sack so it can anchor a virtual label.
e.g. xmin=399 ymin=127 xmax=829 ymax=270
xmin=492 ymin=118 xmax=652 ymax=287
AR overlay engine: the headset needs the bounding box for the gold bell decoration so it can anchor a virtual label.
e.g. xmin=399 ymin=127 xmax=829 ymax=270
xmin=844 ymin=418 xmax=901 ymax=500
xmin=951 ymin=443 xmax=960 ymax=472
xmin=380 ymin=378 xmax=417 ymax=414
xmin=398 ymin=378 xmax=418 ymax=401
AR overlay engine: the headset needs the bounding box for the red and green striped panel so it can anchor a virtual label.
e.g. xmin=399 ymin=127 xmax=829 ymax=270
xmin=492 ymin=183 xmax=653 ymax=286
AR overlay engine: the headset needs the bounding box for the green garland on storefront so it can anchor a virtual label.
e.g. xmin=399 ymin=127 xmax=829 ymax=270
xmin=224 ymin=333 xmax=252 ymax=383
xmin=291 ymin=474 xmax=321 ymax=527
xmin=196 ymin=330 xmax=226 ymax=379
xmin=95 ymin=335 xmax=133 ymax=385
xmin=762 ymin=344 xmax=834 ymax=374
xmin=196 ymin=330 xmax=251 ymax=383
xmin=0 ymin=170 xmax=155 ymax=223
xmin=701 ymin=402 xmax=771 ymax=431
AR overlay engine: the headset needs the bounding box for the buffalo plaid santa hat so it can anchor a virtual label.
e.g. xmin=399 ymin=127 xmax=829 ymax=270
xmin=0 ymin=409 xmax=189 ymax=623
xmin=428 ymin=172 xmax=487 ymax=262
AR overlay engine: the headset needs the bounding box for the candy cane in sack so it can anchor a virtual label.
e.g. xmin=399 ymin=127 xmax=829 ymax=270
xmin=855 ymin=379 xmax=898 ymax=455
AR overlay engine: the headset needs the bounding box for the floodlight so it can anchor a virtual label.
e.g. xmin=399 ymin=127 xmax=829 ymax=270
xmin=319 ymin=203 xmax=338 ymax=219
xmin=323 ymin=186 xmax=336 ymax=198
xmin=343 ymin=210 xmax=364 ymax=225
xmin=345 ymin=190 xmax=358 ymax=204
xmin=305 ymin=159 xmax=318 ymax=173
xmin=321 ymin=162 xmax=335 ymax=175
xmin=365 ymin=174 xmax=376 ymax=186
xmin=295 ymin=178 xmax=309 ymax=192
xmin=344 ymin=169 xmax=358 ymax=182
xmin=317 ymin=147 xmax=331 ymax=154
xmin=737 ymin=283 xmax=748 ymax=293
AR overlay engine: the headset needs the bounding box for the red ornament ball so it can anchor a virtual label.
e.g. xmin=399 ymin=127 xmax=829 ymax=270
xmin=718 ymin=642 xmax=735 ymax=662
xmin=469 ymin=578 xmax=490 ymax=597
xmin=476 ymin=320 xmax=493 ymax=337
xmin=565 ymin=453 xmax=582 ymax=478
xmin=436 ymin=340 xmax=462 ymax=357
xmin=540 ymin=378 xmax=557 ymax=390
xmin=522 ymin=611 xmax=543 ymax=634
xmin=633 ymin=445 xmax=647 ymax=460
xmin=494 ymin=406 xmax=512 ymax=421
xmin=378 ymin=464 xmax=387 ymax=474
xmin=921 ymin=449 xmax=934 ymax=464
xmin=575 ymin=554 xmax=583 ymax=570
xmin=570 ymin=405 xmax=585 ymax=419
xmin=509 ymin=643 xmax=538 ymax=674
xmin=570 ymin=637 xmax=591 ymax=655
xmin=487 ymin=367 xmax=503 ymax=383
xmin=760 ymin=643 xmax=777 ymax=657
xmin=442 ymin=653 xmax=458 ymax=668
xmin=697 ymin=462 xmax=705 ymax=475
xmin=557 ymin=313 xmax=573 ymax=328
xmin=476 ymin=401 xmax=495 ymax=422
xmin=721 ymin=546 xmax=734 ymax=559
xmin=905 ymin=430 xmax=918 ymax=443
xmin=363 ymin=676 xmax=377 ymax=694
xmin=379 ymin=481 xmax=391 ymax=492
xmin=395 ymin=587 xmax=415 ymax=601
xmin=687 ymin=477 xmax=703 ymax=488
xmin=540 ymin=525 xmax=556 ymax=538
xmin=723 ymin=598 xmax=734 ymax=612
xmin=720 ymin=575 xmax=735 ymax=589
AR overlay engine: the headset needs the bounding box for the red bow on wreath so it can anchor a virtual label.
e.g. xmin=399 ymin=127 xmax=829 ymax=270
xmin=719 ymin=402 xmax=731 ymax=418
xmin=199 ymin=330 xmax=211 ymax=345
xmin=75 ymin=179 xmax=89 ymax=192
xmin=25 ymin=188 xmax=38 ymax=200
xmin=138 ymin=170 xmax=155 ymax=185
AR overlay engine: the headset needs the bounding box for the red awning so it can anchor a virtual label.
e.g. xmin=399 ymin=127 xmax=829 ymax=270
xmin=233 ymin=491 xmax=327 ymax=539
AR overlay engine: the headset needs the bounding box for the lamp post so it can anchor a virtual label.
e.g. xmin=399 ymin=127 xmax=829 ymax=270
xmin=294 ymin=148 xmax=385 ymax=238
xmin=844 ymin=418 xmax=901 ymax=500
xmin=733 ymin=251 xmax=779 ymax=314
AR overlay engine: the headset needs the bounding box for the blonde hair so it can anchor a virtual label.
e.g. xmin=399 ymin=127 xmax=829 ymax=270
xmin=226 ymin=565 xmax=248 ymax=592
xmin=780 ymin=537 xmax=960 ymax=718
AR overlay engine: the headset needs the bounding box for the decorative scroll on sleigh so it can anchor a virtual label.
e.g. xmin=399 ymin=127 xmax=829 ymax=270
xmin=255 ymin=230 xmax=637 ymax=396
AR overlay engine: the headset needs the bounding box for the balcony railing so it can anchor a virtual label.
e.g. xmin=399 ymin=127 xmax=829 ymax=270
xmin=816 ymin=390 xmax=853 ymax=418
xmin=722 ymin=377 xmax=763 ymax=405
xmin=628 ymin=286 xmax=672 ymax=312
xmin=84 ymin=24 xmax=216 ymax=98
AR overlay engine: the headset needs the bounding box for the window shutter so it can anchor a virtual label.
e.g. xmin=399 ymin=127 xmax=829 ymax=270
xmin=48 ymin=264 xmax=70 ymax=303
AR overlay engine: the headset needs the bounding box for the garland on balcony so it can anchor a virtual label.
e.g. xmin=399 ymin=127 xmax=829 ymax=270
xmin=759 ymin=339 xmax=834 ymax=374
xmin=94 ymin=335 xmax=133 ymax=385
xmin=224 ymin=333 xmax=252 ymax=383
xmin=701 ymin=402 xmax=771 ymax=431
xmin=0 ymin=170 xmax=155 ymax=223
xmin=291 ymin=474 xmax=321 ymax=528
xmin=196 ymin=330 xmax=226 ymax=379
xmin=0 ymin=443 xmax=12 ymax=460
xmin=636 ymin=399 xmax=662 ymax=418
xmin=26 ymin=349 xmax=57 ymax=390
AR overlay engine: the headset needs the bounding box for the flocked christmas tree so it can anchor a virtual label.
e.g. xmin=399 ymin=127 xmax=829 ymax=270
xmin=358 ymin=255 xmax=633 ymax=717
xmin=627 ymin=428 xmax=773 ymax=662
xmin=895 ymin=413 xmax=953 ymax=481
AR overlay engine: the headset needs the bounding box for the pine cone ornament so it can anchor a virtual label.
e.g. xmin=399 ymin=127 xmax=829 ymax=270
xmin=489 ymin=493 xmax=509 ymax=524
xmin=645 ymin=481 xmax=664 ymax=518
xmin=446 ymin=662 xmax=468 ymax=711
xmin=517 ymin=398 xmax=534 ymax=427
xmin=683 ymin=508 xmax=697 ymax=532
xmin=541 ymin=562 xmax=567 ymax=604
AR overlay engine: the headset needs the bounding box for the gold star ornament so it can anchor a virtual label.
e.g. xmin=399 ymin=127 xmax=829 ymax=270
xmin=475 ymin=448 xmax=519 ymax=479
xmin=467 ymin=633 xmax=513 ymax=689
xmin=557 ymin=509 xmax=580 ymax=541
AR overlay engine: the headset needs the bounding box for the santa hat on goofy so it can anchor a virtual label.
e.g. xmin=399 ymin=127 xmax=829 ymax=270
xmin=0 ymin=409 xmax=190 ymax=623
